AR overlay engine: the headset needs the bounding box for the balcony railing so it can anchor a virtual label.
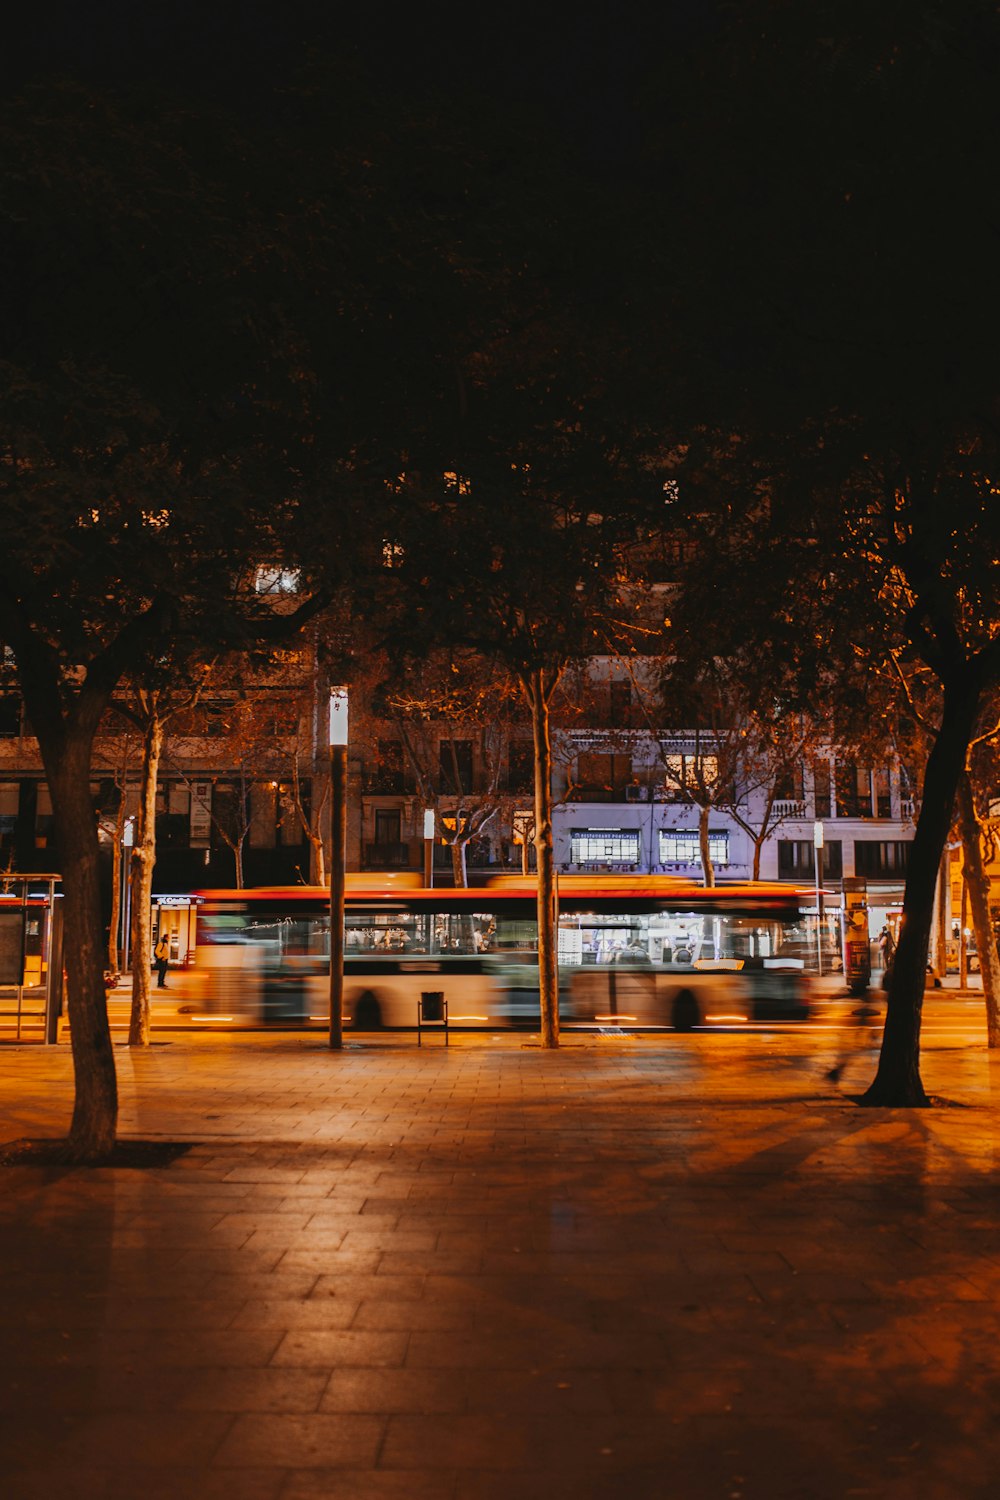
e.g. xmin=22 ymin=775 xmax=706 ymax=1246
xmin=363 ymin=841 xmax=413 ymax=869
xmin=773 ymin=799 xmax=806 ymax=819
xmin=362 ymin=774 xmax=416 ymax=795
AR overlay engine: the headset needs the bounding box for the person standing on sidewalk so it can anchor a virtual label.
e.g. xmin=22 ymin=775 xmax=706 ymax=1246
xmin=154 ymin=931 xmax=170 ymax=989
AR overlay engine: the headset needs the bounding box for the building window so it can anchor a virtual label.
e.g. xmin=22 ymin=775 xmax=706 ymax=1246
xmin=254 ymin=565 xmax=301 ymax=594
xmin=575 ymin=752 xmax=632 ymax=801
xmin=609 ymin=679 xmax=631 ymax=725
xmin=835 ymin=762 xmax=872 ymax=818
xmin=778 ymin=839 xmax=843 ymax=879
xmin=0 ymin=782 xmax=18 ymax=857
xmin=506 ymin=741 xmax=533 ymax=792
xmin=873 ymin=767 xmax=891 ymax=819
xmin=855 ymin=840 xmax=910 ymax=878
xmin=366 ymin=808 xmax=408 ymax=869
xmin=774 ymin=763 xmax=804 ymax=802
xmin=663 ymin=753 xmax=719 ymax=796
xmin=659 ymin=829 xmax=730 ymax=865
xmin=277 ymin=784 xmax=303 ymax=846
xmin=367 ymin=739 xmax=409 ymax=794
xmin=249 ymin=783 xmax=278 ymax=849
xmin=374 ymin=809 xmax=402 ymax=845
xmin=35 ymin=784 xmax=55 ymax=850
xmin=212 ymin=784 xmax=248 ymax=848
xmin=439 ymin=739 xmax=473 ymax=794
xmin=812 ymin=759 xmax=832 ymax=818
xmin=185 ymin=703 xmax=229 ymax=737
xmin=0 ymin=695 xmax=21 ymax=737
xmin=571 ymin=829 xmax=641 ymax=863
xmin=156 ymin=783 xmax=190 ymax=850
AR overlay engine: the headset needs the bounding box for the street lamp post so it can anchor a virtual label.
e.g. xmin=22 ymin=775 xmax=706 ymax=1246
xmin=328 ymin=688 xmax=348 ymax=1051
xmin=423 ymin=807 xmax=435 ymax=888
xmin=120 ymin=815 xmax=135 ymax=972
xmin=813 ymin=819 xmax=825 ymax=978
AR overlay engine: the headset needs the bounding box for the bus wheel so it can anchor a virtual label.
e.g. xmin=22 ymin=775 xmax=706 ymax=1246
xmin=353 ymin=990 xmax=384 ymax=1030
xmin=672 ymin=988 xmax=700 ymax=1031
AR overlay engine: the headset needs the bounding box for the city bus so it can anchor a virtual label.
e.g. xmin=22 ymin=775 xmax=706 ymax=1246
xmin=190 ymin=874 xmax=815 ymax=1029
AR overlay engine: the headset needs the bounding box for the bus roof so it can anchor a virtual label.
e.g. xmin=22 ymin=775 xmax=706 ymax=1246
xmin=192 ymin=877 xmax=817 ymax=914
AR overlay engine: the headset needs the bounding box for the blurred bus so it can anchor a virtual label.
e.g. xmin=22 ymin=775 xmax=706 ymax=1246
xmin=191 ymin=875 xmax=814 ymax=1029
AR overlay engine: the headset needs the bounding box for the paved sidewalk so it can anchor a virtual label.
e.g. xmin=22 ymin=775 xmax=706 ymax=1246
xmin=2 ymin=1027 xmax=1000 ymax=1499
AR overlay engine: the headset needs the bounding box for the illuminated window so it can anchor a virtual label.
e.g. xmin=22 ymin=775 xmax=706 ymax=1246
xmin=659 ymin=829 xmax=729 ymax=865
xmin=663 ymin=754 xmax=718 ymax=793
xmin=571 ymin=829 xmax=641 ymax=863
xmin=254 ymin=565 xmax=301 ymax=594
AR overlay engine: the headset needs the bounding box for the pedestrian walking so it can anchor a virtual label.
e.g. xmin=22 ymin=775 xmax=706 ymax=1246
xmin=825 ymin=997 xmax=881 ymax=1085
xmin=154 ymin=931 xmax=170 ymax=989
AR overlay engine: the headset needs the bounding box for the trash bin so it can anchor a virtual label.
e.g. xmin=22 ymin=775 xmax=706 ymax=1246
xmin=417 ymin=991 xmax=448 ymax=1044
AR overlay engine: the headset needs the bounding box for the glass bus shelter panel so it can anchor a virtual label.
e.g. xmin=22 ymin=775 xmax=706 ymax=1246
xmin=0 ymin=877 xmax=62 ymax=1042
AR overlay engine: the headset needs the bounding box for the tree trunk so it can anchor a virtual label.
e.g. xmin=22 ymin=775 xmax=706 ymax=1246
xmin=526 ymin=666 xmax=560 ymax=1048
xmin=698 ymin=804 xmax=716 ymax=887
xmin=234 ymin=839 xmax=245 ymax=889
xmin=956 ymin=770 xmax=1000 ymax=1047
xmin=129 ymin=713 xmax=163 ymax=1046
xmin=309 ymin=829 xmax=326 ymax=887
xmin=293 ymin=755 xmax=327 ymax=885
xmin=451 ymin=839 xmax=469 ymax=888
xmin=48 ymin=741 xmax=119 ymax=1159
xmin=751 ymin=836 xmax=764 ymax=882
xmin=861 ymin=674 xmax=980 ymax=1107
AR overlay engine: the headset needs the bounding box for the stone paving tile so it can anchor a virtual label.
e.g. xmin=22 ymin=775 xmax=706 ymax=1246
xmin=135 ymin=1329 xmax=287 ymax=1366
xmin=280 ymin=1473 xmax=457 ymax=1500
xmin=176 ymin=1367 xmax=330 ymax=1413
xmin=6 ymin=1469 xmax=114 ymax=1500
xmin=53 ymin=1410 xmax=236 ymax=1467
xmin=320 ymin=1368 xmax=471 ymax=1415
xmin=270 ymin=1329 xmax=409 ymax=1368
xmin=103 ymin=1472 xmax=284 ymax=1500
xmin=352 ymin=1298 xmax=471 ymax=1331
xmin=3 ymin=1029 xmax=1000 ymax=1497
xmin=202 ymin=1271 xmax=321 ymax=1301
xmin=212 ymin=1412 xmax=384 ymax=1468
xmin=230 ymin=1296 xmax=360 ymax=1330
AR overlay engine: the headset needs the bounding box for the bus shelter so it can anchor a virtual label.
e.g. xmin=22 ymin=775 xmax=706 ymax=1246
xmin=0 ymin=875 xmax=63 ymax=1043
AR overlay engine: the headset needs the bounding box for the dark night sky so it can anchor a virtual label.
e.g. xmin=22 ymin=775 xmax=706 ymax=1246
xmin=6 ymin=1 xmax=719 ymax=167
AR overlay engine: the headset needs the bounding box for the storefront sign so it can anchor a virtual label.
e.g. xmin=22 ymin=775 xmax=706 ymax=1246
xmin=190 ymin=782 xmax=212 ymax=847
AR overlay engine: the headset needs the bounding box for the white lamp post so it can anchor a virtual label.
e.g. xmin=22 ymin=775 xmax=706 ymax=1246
xmin=423 ymin=807 xmax=435 ymax=888
xmin=121 ymin=815 xmax=135 ymax=971
xmin=813 ymin=819 xmax=825 ymax=978
xmin=329 ymin=688 xmax=348 ymax=1050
